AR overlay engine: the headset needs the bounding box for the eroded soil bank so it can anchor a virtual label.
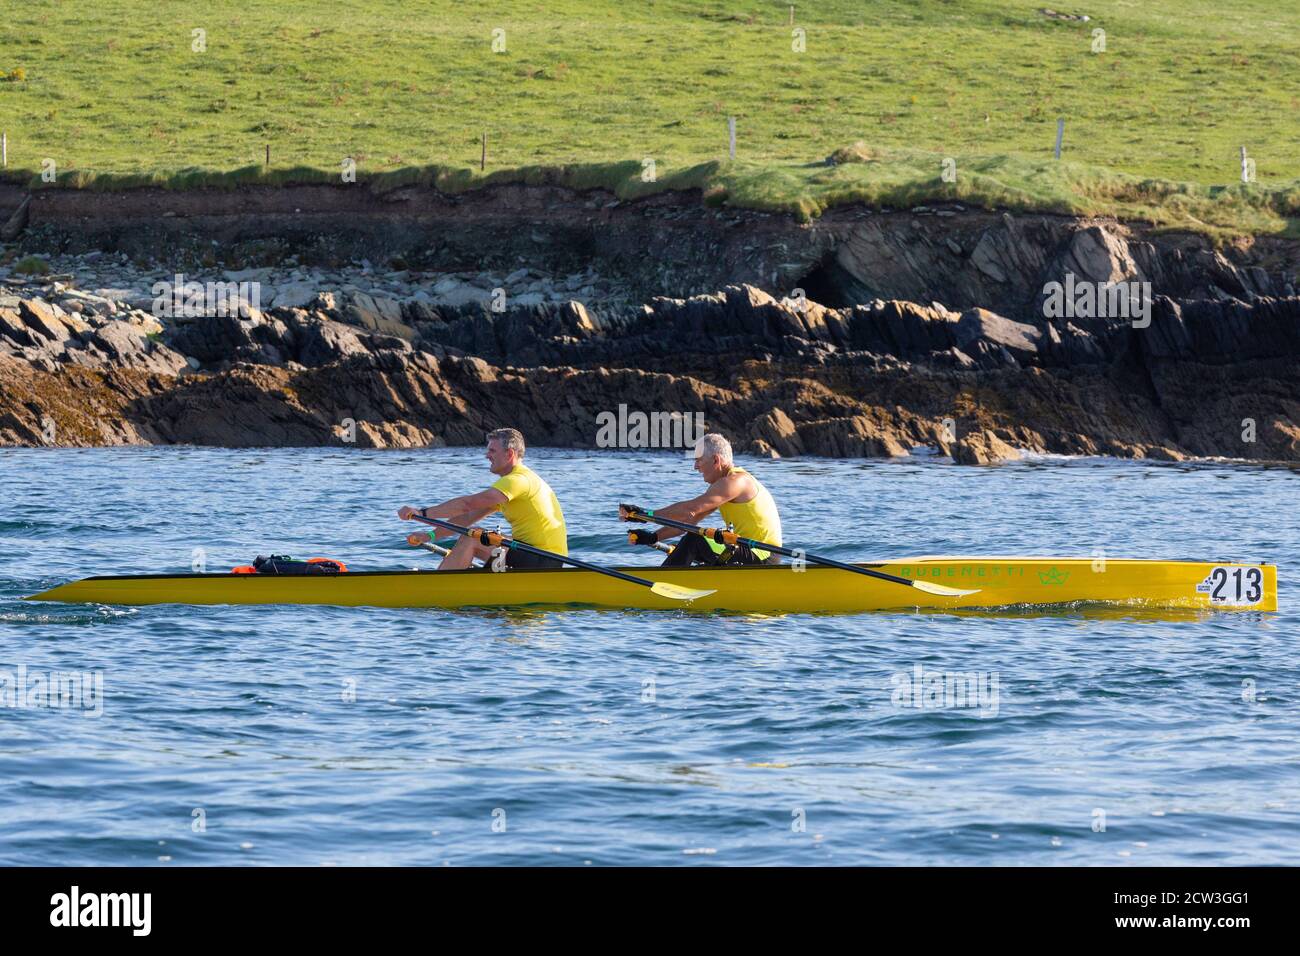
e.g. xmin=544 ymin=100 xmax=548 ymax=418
xmin=1 ymin=183 xmax=1298 ymax=462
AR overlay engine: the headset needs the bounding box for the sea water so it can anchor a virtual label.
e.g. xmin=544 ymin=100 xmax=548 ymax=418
xmin=0 ymin=446 xmax=1296 ymax=865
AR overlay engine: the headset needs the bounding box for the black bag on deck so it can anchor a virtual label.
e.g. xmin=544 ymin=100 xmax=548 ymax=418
xmin=251 ymin=555 xmax=346 ymax=575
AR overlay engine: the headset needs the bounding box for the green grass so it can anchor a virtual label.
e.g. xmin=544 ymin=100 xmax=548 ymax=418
xmin=1 ymin=0 xmax=1297 ymax=236
xmin=12 ymin=255 xmax=51 ymax=275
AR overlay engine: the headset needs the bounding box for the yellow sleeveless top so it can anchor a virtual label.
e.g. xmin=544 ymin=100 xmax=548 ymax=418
xmin=717 ymin=466 xmax=782 ymax=559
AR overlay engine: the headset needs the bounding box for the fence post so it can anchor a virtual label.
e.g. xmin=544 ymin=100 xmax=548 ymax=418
xmin=728 ymin=117 xmax=736 ymax=160
xmin=1054 ymin=118 xmax=1064 ymax=159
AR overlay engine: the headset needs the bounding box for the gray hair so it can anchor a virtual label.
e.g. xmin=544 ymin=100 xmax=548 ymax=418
xmin=486 ymin=427 xmax=526 ymax=457
xmin=694 ymin=432 xmax=733 ymax=464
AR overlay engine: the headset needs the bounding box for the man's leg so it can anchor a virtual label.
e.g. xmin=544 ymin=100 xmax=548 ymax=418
xmin=725 ymin=542 xmax=774 ymax=566
xmin=438 ymin=535 xmax=493 ymax=570
xmin=659 ymin=532 xmax=718 ymax=567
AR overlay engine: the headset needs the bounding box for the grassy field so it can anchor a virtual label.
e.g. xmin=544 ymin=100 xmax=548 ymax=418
xmin=1 ymin=0 xmax=1297 ymax=235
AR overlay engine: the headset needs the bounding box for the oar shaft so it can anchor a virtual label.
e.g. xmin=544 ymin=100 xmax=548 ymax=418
xmin=409 ymin=513 xmax=663 ymax=590
xmin=622 ymin=505 xmax=921 ymax=590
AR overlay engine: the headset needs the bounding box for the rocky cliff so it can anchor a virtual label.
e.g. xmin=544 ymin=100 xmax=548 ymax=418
xmin=2 ymin=186 xmax=1298 ymax=463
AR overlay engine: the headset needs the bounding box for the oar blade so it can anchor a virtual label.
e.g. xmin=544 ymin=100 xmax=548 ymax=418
xmin=650 ymin=581 xmax=717 ymax=602
xmin=912 ymin=580 xmax=980 ymax=598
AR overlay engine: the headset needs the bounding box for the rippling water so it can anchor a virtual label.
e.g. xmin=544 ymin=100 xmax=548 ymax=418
xmin=0 ymin=447 xmax=1296 ymax=865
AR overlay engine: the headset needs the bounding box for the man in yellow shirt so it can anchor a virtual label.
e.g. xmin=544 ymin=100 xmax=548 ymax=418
xmin=627 ymin=433 xmax=783 ymax=566
xmin=398 ymin=428 xmax=568 ymax=570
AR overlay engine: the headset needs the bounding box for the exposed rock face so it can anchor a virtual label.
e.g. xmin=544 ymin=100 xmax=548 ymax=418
xmin=953 ymin=430 xmax=1023 ymax=466
xmin=3 ymin=182 xmax=1297 ymax=319
xmin=821 ymin=213 xmax=1299 ymax=318
xmin=0 ymin=194 xmax=29 ymax=242
xmin=2 ymin=275 xmax=1298 ymax=463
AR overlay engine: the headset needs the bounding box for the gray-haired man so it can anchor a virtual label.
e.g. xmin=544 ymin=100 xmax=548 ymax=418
xmin=626 ymin=433 xmax=783 ymax=566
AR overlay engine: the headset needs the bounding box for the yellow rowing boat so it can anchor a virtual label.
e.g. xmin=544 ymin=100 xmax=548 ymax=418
xmin=25 ymin=557 xmax=1277 ymax=613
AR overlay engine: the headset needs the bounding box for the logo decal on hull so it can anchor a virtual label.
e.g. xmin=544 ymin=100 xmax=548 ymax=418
xmin=1038 ymin=566 xmax=1070 ymax=586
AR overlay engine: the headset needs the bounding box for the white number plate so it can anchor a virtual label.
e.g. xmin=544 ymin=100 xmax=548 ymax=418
xmin=1196 ymin=566 xmax=1264 ymax=606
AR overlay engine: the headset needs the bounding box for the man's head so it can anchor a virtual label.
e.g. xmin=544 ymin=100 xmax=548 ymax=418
xmin=692 ymin=432 xmax=734 ymax=482
xmin=486 ymin=427 xmax=525 ymax=476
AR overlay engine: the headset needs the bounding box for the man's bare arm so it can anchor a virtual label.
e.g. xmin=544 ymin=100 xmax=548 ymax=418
xmin=648 ymin=474 xmax=745 ymax=541
xmin=399 ymin=488 xmax=507 ymax=523
xmin=450 ymin=504 xmax=498 ymax=528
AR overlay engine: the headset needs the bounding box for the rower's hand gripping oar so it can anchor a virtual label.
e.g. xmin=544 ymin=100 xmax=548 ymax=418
xmin=407 ymin=513 xmax=716 ymax=602
xmin=627 ymin=528 xmax=675 ymax=555
xmin=618 ymin=504 xmax=978 ymax=598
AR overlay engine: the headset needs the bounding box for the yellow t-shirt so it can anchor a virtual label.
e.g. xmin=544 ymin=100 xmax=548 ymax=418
xmin=490 ymin=464 xmax=568 ymax=555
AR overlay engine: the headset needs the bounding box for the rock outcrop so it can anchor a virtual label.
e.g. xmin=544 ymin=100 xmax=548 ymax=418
xmin=3 ymin=275 xmax=1298 ymax=464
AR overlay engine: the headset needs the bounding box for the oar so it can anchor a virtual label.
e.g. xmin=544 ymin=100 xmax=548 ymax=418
xmin=408 ymin=534 xmax=488 ymax=567
xmin=407 ymin=513 xmax=716 ymax=602
xmin=625 ymin=533 xmax=675 ymax=556
xmin=618 ymin=504 xmax=978 ymax=598
xmin=408 ymin=533 xmax=453 ymax=557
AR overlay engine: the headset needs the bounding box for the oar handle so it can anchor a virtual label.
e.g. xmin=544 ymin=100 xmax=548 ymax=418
xmin=626 ymin=528 xmax=675 ymax=555
xmin=409 ymin=533 xmax=453 ymax=557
